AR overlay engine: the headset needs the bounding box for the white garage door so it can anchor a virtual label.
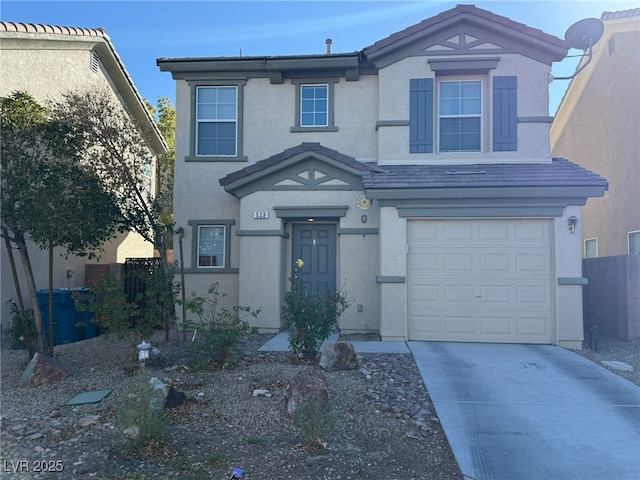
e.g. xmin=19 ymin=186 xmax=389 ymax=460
xmin=407 ymin=219 xmax=552 ymax=343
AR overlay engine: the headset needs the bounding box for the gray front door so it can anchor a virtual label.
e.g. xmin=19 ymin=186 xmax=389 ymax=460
xmin=292 ymin=223 xmax=337 ymax=295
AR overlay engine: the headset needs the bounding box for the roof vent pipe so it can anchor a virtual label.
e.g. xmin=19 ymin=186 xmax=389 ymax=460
xmin=326 ymin=38 xmax=332 ymax=54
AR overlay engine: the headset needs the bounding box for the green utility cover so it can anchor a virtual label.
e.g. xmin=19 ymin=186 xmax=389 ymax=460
xmin=65 ymin=389 xmax=112 ymax=405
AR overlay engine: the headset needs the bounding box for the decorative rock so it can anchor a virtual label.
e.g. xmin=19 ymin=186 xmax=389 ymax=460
xmin=20 ymin=353 xmax=70 ymax=387
xmin=283 ymin=368 xmax=329 ymax=418
xmin=252 ymin=389 xmax=271 ymax=398
xmin=319 ymin=342 xmax=357 ymax=371
xmin=78 ymin=415 xmax=100 ymax=427
xmin=164 ymin=386 xmax=187 ymax=409
xmin=149 ymin=377 xmax=169 ymax=396
xmin=123 ymin=425 xmax=139 ymax=438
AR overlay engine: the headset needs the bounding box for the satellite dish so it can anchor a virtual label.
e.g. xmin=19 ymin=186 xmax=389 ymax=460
xmin=564 ymin=18 xmax=604 ymax=50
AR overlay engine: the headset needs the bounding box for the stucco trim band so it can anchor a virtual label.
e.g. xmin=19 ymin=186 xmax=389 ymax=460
xmin=557 ymin=277 xmax=589 ymax=285
xmin=376 ymin=276 xmax=406 ymax=283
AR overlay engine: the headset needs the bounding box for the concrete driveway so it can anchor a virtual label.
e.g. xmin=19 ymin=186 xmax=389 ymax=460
xmin=407 ymin=342 xmax=640 ymax=480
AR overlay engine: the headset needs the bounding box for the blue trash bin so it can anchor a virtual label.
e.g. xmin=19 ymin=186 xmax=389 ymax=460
xmin=37 ymin=288 xmax=98 ymax=345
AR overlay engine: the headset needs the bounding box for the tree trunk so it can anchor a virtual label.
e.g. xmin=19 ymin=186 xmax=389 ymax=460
xmin=15 ymin=235 xmax=47 ymax=354
xmin=2 ymin=227 xmax=34 ymax=357
xmin=48 ymin=241 xmax=54 ymax=356
xmin=156 ymin=239 xmax=178 ymax=344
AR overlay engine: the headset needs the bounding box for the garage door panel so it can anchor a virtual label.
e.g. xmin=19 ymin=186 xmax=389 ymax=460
xmin=480 ymin=316 xmax=512 ymax=335
xmin=516 ymin=253 xmax=549 ymax=274
xmin=408 ymin=219 xmax=552 ymax=344
xmin=445 ymin=315 xmax=476 ymax=334
xmin=517 ymin=316 xmax=550 ymax=336
xmin=444 ymin=253 xmax=475 ymax=272
xmin=443 ymin=223 xmax=475 ymax=241
xmin=445 ymin=285 xmax=475 ymax=303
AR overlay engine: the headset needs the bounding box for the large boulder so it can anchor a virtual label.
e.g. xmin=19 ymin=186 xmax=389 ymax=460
xmin=283 ymin=368 xmax=329 ymax=418
xmin=319 ymin=342 xmax=357 ymax=372
xmin=20 ymin=353 xmax=70 ymax=387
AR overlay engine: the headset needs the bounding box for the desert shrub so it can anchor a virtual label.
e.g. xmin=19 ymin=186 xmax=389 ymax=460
xmin=294 ymin=398 xmax=335 ymax=449
xmin=7 ymin=300 xmax=36 ymax=349
xmin=73 ymin=267 xmax=177 ymax=340
xmin=281 ymin=259 xmax=349 ymax=361
xmin=184 ymin=282 xmax=260 ymax=369
xmin=119 ymin=374 xmax=166 ymax=454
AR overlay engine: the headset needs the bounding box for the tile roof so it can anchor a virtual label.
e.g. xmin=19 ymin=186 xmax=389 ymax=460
xmin=363 ymin=4 xmax=567 ymax=57
xmin=0 ymin=21 xmax=108 ymax=38
xmin=362 ymin=158 xmax=608 ymax=190
xmin=0 ymin=21 xmax=166 ymax=154
xmin=219 ymin=143 xmax=370 ymax=187
xmin=601 ymin=9 xmax=640 ymax=21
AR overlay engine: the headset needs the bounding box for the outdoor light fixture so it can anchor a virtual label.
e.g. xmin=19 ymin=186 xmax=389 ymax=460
xmin=175 ymin=227 xmax=185 ymax=238
xmin=568 ymin=216 xmax=577 ymax=233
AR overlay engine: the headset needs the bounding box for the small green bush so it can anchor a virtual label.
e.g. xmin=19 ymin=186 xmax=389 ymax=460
xmin=119 ymin=374 xmax=166 ymax=454
xmin=281 ymin=259 xmax=349 ymax=360
xmin=7 ymin=300 xmax=36 ymax=349
xmin=184 ymin=282 xmax=260 ymax=369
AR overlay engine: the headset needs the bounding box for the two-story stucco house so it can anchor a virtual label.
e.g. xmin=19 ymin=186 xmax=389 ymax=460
xmin=159 ymin=4 xmax=607 ymax=349
xmin=0 ymin=22 xmax=166 ymax=328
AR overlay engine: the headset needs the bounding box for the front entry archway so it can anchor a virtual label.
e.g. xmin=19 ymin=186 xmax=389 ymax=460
xmin=292 ymin=223 xmax=337 ymax=295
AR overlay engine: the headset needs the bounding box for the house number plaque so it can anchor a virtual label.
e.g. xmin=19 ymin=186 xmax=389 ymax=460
xmin=253 ymin=211 xmax=269 ymax=219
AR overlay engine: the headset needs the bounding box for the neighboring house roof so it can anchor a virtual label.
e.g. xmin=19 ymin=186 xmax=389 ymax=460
xmin=601 ymin=8 xmax=640 ymax=20
xmin=362 ymin=158 xmax=608 ymax=190
xmin=0 ymin=21 xmax=167 ymax=155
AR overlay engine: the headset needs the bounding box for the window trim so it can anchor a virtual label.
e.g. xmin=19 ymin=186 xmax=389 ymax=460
xmin=187 ymin=81 xmax=247 ymax=162
xmin=290 ymin=78 xmax=339 ymax=132
xmin=188 ymin=219 xmax=236 ymax=273
xmin=437 ymin=79 xmax=483 ymax=153
xmin=628 ymin=230 xmax=640 ymax=255
xmin=584 ymin=238 xmax=598 ymax=258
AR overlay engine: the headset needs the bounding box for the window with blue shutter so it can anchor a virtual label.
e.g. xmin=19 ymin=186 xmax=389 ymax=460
xmin=492 ymin=76 xmax=517 ymax=151
xmin=410 ymin=78 xmax=434 ymax=153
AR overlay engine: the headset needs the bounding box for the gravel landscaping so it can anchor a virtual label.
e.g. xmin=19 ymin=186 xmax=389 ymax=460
xmin=0 ymin=332 xmax=461 ymax=480
xmin=1 ymin=331 xmax=637 ymax=480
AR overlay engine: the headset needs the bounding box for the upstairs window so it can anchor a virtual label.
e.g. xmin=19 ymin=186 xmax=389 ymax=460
xmin=301 ymin=84 xmax=328 ymax=127
xmin=410 ymin=76 xmax=517 ymax=154
xmin=196 ymin=86 xmax=237 ymax=156
xmin=438 ymin=81 xmax=482 ymax=152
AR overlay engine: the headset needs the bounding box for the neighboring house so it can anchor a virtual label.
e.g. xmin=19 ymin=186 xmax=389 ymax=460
xmin=0 ymin=22 xmax=166 ymax=329
xmin=158 ymin=4 xmax=607 ymax=349
xmin=551 ymin=9 xmax=640 ymax=259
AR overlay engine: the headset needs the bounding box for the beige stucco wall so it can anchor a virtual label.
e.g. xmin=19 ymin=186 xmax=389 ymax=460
xmin=553 ymin=206 xmax=586 ymax=349
xmin=0 ymin=32 xmax=158 ymax=328
xmin=551 ymin=19 xmax=640 ymax=257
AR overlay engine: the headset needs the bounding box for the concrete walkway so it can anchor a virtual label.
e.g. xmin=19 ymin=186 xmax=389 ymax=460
xmin=258 ymin=331 xmax=410 ymax=354
xmin=408 ymin=341 xmax=640 ymax=480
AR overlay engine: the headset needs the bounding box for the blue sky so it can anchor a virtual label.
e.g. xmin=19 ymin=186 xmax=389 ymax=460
xmin=2 ymin=1 xmax=637 ymax=115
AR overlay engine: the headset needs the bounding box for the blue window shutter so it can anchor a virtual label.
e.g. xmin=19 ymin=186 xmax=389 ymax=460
xmin=410 ymin=78 xmax=433 ymax=153
xmin=493 ymin=76 xmax=517 ymax=151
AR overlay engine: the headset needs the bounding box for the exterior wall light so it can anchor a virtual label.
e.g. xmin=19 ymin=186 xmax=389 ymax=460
xmin=568 ymin=216 xmax=577 ymax=233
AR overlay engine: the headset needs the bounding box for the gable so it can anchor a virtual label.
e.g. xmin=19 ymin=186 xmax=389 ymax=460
xmin=220 ymin=143 xmax=368 ymax=198
xmin=363 ymin=5 xmax=567 ymax=68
